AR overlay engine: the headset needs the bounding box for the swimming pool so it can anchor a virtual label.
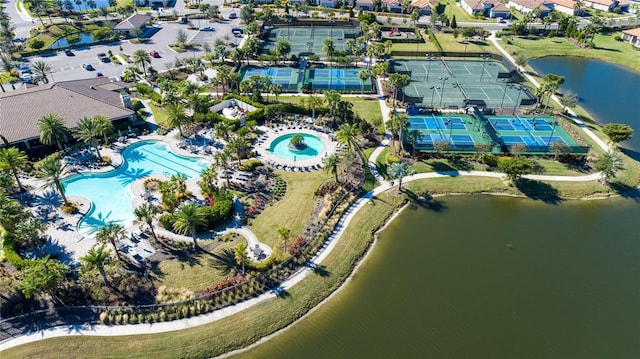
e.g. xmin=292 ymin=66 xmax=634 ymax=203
xmin=63 ymin=141 xmax=209 ymax=235
xmin=268 ymin=133 xmax=324 ymax=161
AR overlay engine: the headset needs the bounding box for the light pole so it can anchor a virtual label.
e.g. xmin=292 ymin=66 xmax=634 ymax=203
xmin=512 ymin=85 xmax=523 ymax=116
xmin=500 ymin=82 xmax=510 ymax=109
xmin=479 ymin=54 xmax=489 ymax=82
xmin=439 ymin=77 xmax=448 ymax=107
xmin=426 ymin=54 xmax=434 ymax=82
xmin=430 ymin=86 xmax=440 ymax=108
xmin=547 ymin=121 xmax=557 ymax=149
xmin=446 ymin=119 xmax=454 ymax=145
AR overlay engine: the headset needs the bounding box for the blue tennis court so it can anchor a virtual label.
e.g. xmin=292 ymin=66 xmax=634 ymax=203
xmin=490 ymin=117 xmax=554 ymax=132
xmin=310 ymin=79 xmax=363 ymax=91
xmin=409 ymin=117 xmax=466 ymax=130
xmin=418 ymin=134 xmax=475 ymax=146
xmin=244 ymin=68 xmax=293 ymax=78
xmin=313 ymin=69 xmax=361 ymax=78
xmin=502 ymin=135 xmax=567 ymax=147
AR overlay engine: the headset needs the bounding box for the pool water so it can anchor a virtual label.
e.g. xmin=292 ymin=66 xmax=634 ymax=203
xmin=63 ymin=141 xmax=209 ymax=235
xmin=268 ymin=133 xmax=324 ymax=161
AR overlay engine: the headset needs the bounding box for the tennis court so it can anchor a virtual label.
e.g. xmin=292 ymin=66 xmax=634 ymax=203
xmin=240 ymin=66 xmax=303 ymax=92
xmin=260 ymin=26 xmax=360 ymax=57
xmin=392 ymin=59 xmax=536 ymax=109
xmin=485 ymin=115 xmax=582 ymax=153
xmin=304 ymin=67 xmax=372 ymax=92
xmin=405 ymin=114 xmax=495 ymax=153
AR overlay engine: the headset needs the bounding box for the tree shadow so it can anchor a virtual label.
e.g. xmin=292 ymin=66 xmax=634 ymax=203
xmin=429 ymin=161 xmax=455 ymax=172
xmin=403 ymin=189 xmax=446 ymax=212
xmin=306 ymin=262 xmax=330 ymax=277
xmin=608 ymin=181 xmax=640 ymax=202
xmin=515 ymin=179 xmax=563 ymax=204
xmin=447 ymin=155 xmax=473 ymax=171
xmin=375 ymin=161 xmax=388 ymax=179
xmin=271 ymin=285 xmax=290 ymax=298
xmin=208 ymin=248 xmax=238 ymax=276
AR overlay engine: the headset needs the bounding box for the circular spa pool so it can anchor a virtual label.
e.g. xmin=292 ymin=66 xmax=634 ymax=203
xmin=268 ymin=133 xmax=325 ymax=161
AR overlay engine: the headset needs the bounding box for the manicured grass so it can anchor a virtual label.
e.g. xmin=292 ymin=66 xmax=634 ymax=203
xmin=391 ymin=42 xmax=439 ymax=53
xmin=250 ymin=171 xmax=330 ymax=249
xmin=3 ymin=183 xmax=403 ymax=359
xmin=502 ymin=33 xmax=640 ymax=74
xmin=152 ymin=239 xmax=243 ymax=293
xmin=146 ymin=102 xmax=169 ymax=127
xmin=443 ymin=0 xmax=494 ymax=23
xmin=434 ymin=33 xmax=502 ymax=55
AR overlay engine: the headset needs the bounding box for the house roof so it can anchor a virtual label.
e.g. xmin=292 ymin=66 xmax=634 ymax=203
xmin=113 ymin=14 xmax=152 ymax=31
xmin=463 ymin=0 xmax=502 ymax=10
xmin=552 ymin=0 xmax=580 ymax=9
xmin=0 ymin=80 xmax=133 ymax=144
xmin=491 ymin=3 xmax=510 ymax=11
xmin=587 ymin=0 xmax=629 ymax=6
xmin=358 ymin=0 xmax=374 ymax=4
xmin=509 ymin=0 xmax=554 ymax=10
xmin=623 ymin=27 xmax=640 ymax=37
xmin=382 ymin=0 xmax=403 ymax=6
xmin=411 ymin=0 xmax=439 ymax=8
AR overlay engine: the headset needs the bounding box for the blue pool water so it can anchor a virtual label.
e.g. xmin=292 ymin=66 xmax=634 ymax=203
xmin=63 ymin=141 xmax=209 ymax=235
xmin=269 ymin=133 xmax=324 ymax=161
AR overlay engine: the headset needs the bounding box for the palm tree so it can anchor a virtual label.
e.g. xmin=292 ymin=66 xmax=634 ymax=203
xmin=227 ymin=136 xmax=249 ymax=166
xmin=166 ymin=102 xmax=188 ymax=137
xmin=274 ymin=39 xmax=291 ymax=64
xmin=278 ymin=227 xmax=291 ymax=253
xmin=388 ymin=73 xmax=411 ymax=113
xmin=133 ymin=49 xmax=151 ymax=77
xmin=322 ymin=38 xmax=335 ymax=60
xmin=387 ymin=162 xmax=409 ymax=191
xmin=95 ymin=222 xmax=126 ymax=260
xmin=172 ymin=203 xmax=207 ymax=250
xmin=37 ymin=113 xmax=68 ymax=150
xmin=74 ymin=117 xmax=102 ymax=159
xmin=0 ymin=147 xmax=28 ymax=191
xmin=38 ymin=156 xmax=68 ymax=205
xmin=234 ymin=243 xmax=248 ymax=275
xmin=80 ymin=244 xmax=113 ymax=286
xmin=214 ymin=121 xmax=232 ymax=141
xmin=122 ymin=66 xmax=141 ymax=82
xmin=32 ymin=60 xmax=51 ymax=83
xmin=303 ymin=94 xmax=323 ymax=120
xmin=323 ymin=153 xmax=341 ymax=183
xmin=336 ymin=123 xmax=360 ymax=153
xmin=214 ymin=149 xmax=232 ymax=187
xmin=133 ymin=203 xmax=160 ymax=244
xmin=358 ymin=70 xmax=369 ymax=94
xmin=406 ymin=129 xmax=424 ymax=158
xmin=93 ymin=115 xmax=114 ymax=144
xmin=324 ymin=90 xmax=341 ymax=128
xmin=387 ymin=114 xmax=409 ymax=153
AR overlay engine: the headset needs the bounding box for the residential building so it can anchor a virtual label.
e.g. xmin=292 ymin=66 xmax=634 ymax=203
xmin=382 ymin=0 xmax=405 ymax=13
xmin=551 ymin=0 xmax=586 ymax=15
xmin=507 ymin=0 xmax=554 ymax=17
xmin=582 ymin=0 xmax=629 ymax=11
xmin=411 ymin=0 xmax=440 ymax=15
xmin=113 ymin=14 xmax=153 ymax=36
xmin=0 ymin=78 xmax=135 ymax=150
xmin=622 ymin=27 xmax=640 ymax=46
xmin=357 ymin=0 xmax=375 ymax=11
xmin=460 ymin=0 xmax=511 ymax=18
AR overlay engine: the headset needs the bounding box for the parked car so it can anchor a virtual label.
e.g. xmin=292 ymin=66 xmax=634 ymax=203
xmin=65 ymin=49 xmax=74 ymax=56
xmin=96 ymin=72 xmax=104 ymax=77
xmin=97 ymin=52 xmax=110 ymax=63
xmin=82 ymin=63 xmax=95 ymax=71
xmin=199 ymin=26 xmax=214 ymax=31
xmin=149 ymin=50 xmax=161 ymax=58
xmin=229 ymin=13 xmax=237 ymax=19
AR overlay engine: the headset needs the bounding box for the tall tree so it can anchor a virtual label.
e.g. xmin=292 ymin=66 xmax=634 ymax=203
xmin=274 ymin=39 xmax=292 ymax=63
xmin=32 ymin=60 xmax=51 ymax=83
xmin=172 ymin=203 xmax=207 ymax=250
xmin=387 ymin=114 xmax=409 ymax=153
xmin=303 ymin=94 xmax=323 ymax=120
xmin=133 ymin=49 xmax=151 ymax=77
xmin=602 ymin=123 xmax=634 ymax=145
xmin=594 ymin=150 xmax=623 ymax=183
xmin=358 ymin=70 xmax=369 ymax=94
xmin=227 ymin=136 xmax=249 ymax=166
xmin=406 ymin=129 xmax=424 ymax=158
xmin=74 ymin=117 xmax=102 ymax=159
xmin=323 ymin=153 xmax=341 ymax=183
xmin=278 ymin=227 xmax=291 ymax=253
xmin=165 ymin=102 xmax=188 ymax=137
xmin=0 ymin=147 xmax=28 ymax=191
xmin=37 ymin=113 xmax=68 ymax=150
xmin=95 ymin=222 xmax=126 ymax=260
xmin=387 ymin=162 xmax=409 ymax=191
xmin=93 ymin=115 xmax=114 ymax=144
xmin=214 ymin=149 xmax=232 ymax=188
xmin=80 ymin=244 xmax=113 ymax=286
xmin=133 ymin=203 xmax=160 ymax=244
xmin=336 ymin=123 xmax=360 ymax=154
xmin=234 ymin=243 xmax=248 ymax=275
xmin=38 ymin=156 xmax=69 ymax=205
xmin=19 ymin=256 xmax=67 ymax=300
xmin=324 ymin=90 xmax=342 ymax=128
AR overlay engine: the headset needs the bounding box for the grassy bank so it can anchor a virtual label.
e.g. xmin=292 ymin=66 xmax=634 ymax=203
xmin=3 ymin=189 xmax=404 ymax=359
xmin=502 ymin=33 xmax=640 ymax=74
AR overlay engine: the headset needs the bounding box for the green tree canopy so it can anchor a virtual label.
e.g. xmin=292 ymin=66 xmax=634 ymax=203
xmin=498 ymin=156 xmax=534 ymax=183
xmin=602 ymin=123 xmax=634 ymax=144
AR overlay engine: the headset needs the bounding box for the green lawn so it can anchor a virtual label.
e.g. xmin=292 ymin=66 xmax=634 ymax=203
xmin=391 ymin=42 xmax=440 ymax=53
xmin=502 ymin=33 xmax=640 ymax=74
xmin=443 ymin=0 xmax=494 ymax=23
xmin=250 ymin=170 xmax=330 ymax=249
xmin=146 ymin=102 xmax=169 ymax=127
xmin=152 ymin=239 xmax=243 ymax=293
xmin=434 ymin=33 xmax=502 ymax=55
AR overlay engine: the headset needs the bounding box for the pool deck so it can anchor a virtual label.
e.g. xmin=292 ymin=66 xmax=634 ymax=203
xmin=254 ymin=124 xmax=338 ymax=170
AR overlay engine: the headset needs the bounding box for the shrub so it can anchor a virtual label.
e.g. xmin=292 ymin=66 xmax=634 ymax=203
xmin=62 ymin=201 xmax=78 ymax=214
xmin=159 ymin=213 xmax=176 ymax=229
xmin=237 ymin=158 xmax=262 ymax=171
xmin=135 ymin=83 xmax=154 ymax=95
xmin=29 ymin=39 xmax=45 ymax=50
xmin=482 ymin=153 xmax=499 ymax=167
xmin=385 ymin=153 xmax=401 ymax=164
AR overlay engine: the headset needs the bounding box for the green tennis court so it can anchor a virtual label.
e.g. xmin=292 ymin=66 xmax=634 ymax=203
xmin=240 ymin=66 xmax=303 ymax=92
xmin=304 ymin=68 xmax=372 ymax=92
xmin=485 ymin=115 xmax=586 ymax=154
xmin=392 ymin=59 xmax=536 ymax=109
xmin=260 ymin=26 xmax=361 ymax=57
xmin=404 ymin=114 xmax=495 ymax=153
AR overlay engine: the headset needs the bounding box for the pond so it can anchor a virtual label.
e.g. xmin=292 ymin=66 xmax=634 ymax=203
xmin=68 ymin=0 xmax=112 ymax=11
xmin=233 ymin=195 xmax=640 ymax=359
xmin=50 ymin=32 xmax=95 ymax=49
xmin=529 ymin=56 xmax=640 ymax=158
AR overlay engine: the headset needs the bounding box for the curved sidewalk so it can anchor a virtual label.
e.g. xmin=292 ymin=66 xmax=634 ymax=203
xmin=0 ymin=170 xmax=602 ymax=352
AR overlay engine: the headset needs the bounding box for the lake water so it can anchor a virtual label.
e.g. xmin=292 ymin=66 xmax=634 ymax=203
xmin=50 ymin=33 xmax=94 ymax=49
xmin=529 ymin=57 xmax=640 ymax=158
xmin=233 ymin=196 xmax=640 ymax=359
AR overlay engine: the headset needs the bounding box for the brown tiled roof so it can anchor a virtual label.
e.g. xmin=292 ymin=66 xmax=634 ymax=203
xmin=552 ymin=0 xmax=578 ymax=8
xmin=623 ymin=27 xmax=640 ymax=37
xmin=114 ymin=14 xmax=152 ymax=31
xmin=492 ymin=3 xmax=510 ymax=11
xmin=510 ymin=0 xmax=554 ymax=9
xmin=464 ymin=0 xmax=485 ymax=10
xmin=55 ymin=78 xmax=129 ymax=108
xmin=0 ymin=81 xmax=133 ymax=144
xmin=382 ymin=0 xmax=403 ymax=5
xmin=411 ymin=0 xmax=439 ymax=7
xmin=358 ymin=0 xmax=374 ymax=4
xmin=587 ymin=0 xmax=628 ymax=5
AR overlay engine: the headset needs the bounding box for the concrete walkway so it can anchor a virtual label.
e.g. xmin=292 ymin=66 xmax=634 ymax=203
xmin=488 ymin=32 xmax=610 ymax=153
